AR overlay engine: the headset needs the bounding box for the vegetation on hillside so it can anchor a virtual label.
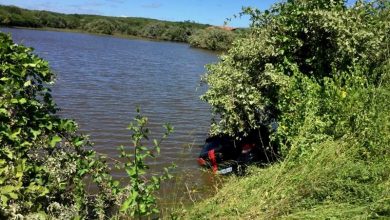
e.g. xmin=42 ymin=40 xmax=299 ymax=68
xmin=0 ymin=32 xmax=174 ymax=219
xmin=188 ymin=28 xmax=236 ymax=51
xmin=188 ymin=0 xmax=390 ymax=218
xmin=0 ymin=5 xmax=238 ymax=51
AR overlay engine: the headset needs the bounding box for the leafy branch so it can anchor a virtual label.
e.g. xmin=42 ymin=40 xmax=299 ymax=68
xmin=117 ymin=108 xmax=175 ymax=218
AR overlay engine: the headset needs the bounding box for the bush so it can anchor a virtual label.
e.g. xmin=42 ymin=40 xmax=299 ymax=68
xmin=189 ymin=28 xmax=235 ymax=51
xmin=140 ymin=22 xmax=168 ymax=39
xmin=0 ymin=32 xmax=174 ymax=219
xmin=163 ymin=26 xmax=192 ymax=42
xmin=188 ymin=63 xmax=390 ymax=218
xmin=0 ymin=32 xmax=118 ymax=218
xmin=187 ymin=0 xmax=390 ymax=219
xmin=201 ymin=0 xmax=390 ymax=138
xmin=84 ymin=19 xmax=115 ymax=35
xmin=116 ymin=108 xmax=174 ymax=218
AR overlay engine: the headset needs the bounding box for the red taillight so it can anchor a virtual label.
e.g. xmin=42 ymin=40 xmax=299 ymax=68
xmin=242 ymin=143 xmax=255 ymax=154
xmin=197 ymin=158 xmax=206 ymax=166
xmin=208 ymin=149 xmax=218 ymax=173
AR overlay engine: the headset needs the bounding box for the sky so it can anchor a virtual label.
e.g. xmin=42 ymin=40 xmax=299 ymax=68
xmin=0 ymin=0 xmax=280 ymax=27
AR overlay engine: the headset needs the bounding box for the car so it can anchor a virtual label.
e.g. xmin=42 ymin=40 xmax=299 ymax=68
xmin=197 ymin=127 xmax=277 ymax=175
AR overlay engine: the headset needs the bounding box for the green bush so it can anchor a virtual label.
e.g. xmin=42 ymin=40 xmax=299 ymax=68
xmin=0 ymin=32 xmax=118 ymax=218
xmin=187 ymin=0 xmax=390 ymax=219
xmin=0 ymin=32 xmax=174 ymax=219
xmin=84 ymin=19 xmax=116 ymax=35
xmin=116 ymin=108 xmax=175 ymax=218
xmin=189 ymin=28 xmax=235 ymax=51
xmin=140 ymin=22 xmax=168 ymax=39
xmin=201 ymin=0 xmax=389 ymax=138
xmin=188 ymin=65 xmax=390 ymax=218
xmin=162 ymin=26 xmax=192 ymax=42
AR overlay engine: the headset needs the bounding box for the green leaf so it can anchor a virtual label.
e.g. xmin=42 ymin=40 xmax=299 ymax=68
xmin=74 ymin=140 xmax=84 ymax=147
xmin=1 ymin=195 xmax=8 ymax=205
xmin=46 ymin=123 xmax=53 ymax=130
xmin=31 ymin=129 xmax=41 ymax=139
xmin=113 ymin=180 xmax=120 ymax=187
xmin=19 ymin=98 xmax=27 ymax=104
xmin=23 ymin=63 xmax=37 ymax=68
xmin=0 ymin=185 xmax=17 ymax=194
xmin=50 ymin=135 xmax=62 ymax=148
xmin=156 ymin=146 xmax=160 ymax=154
xmin=2 ymin=148 xmax=14 ymax=159
xmin=39 ymin=187 xmax=49 ymax=196
xmin=120 ymin=198 xmax=133 ymax=212
xmin=139 ymin=146 xmax=148 ymax=151
xmin=126 ymin=168 xmax=136 ymax=176
xmin=9 ymin=128 xmax=21 ymax=141
xmin=8 ymin=192 xmax=18 ymax=200
xmin=23 ymin=80 xmax=31 ymax=87
xmin=0 ymin=108 xmax=7 ymax=115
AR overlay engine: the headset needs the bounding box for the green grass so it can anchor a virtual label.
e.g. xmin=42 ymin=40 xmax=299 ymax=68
xmin=186 ymin=138 xmax=389 ymax=219
xmin=185 ymin=1 xmax=390 ymax=219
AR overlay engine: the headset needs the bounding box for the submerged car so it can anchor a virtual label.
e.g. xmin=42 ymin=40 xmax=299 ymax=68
xmin=197 ymin=128 xmax=276 ymax=175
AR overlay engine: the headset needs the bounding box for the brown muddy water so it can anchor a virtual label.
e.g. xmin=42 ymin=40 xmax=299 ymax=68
xmin=1 ymin=27 xmax=222 ymax=210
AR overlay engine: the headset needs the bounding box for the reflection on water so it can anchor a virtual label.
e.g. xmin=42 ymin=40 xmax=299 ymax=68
xmin=1 ymin=27 xmax=220 ymax=204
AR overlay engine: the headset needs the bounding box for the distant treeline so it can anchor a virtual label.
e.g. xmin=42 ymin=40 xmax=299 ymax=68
xmin=0 ymin=5 xmax=242 ymax=50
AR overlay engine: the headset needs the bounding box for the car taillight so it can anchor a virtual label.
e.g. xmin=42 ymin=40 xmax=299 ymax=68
xmin=208 ymin=149 xmax=218 ymax=173
xmin=197 ymin=158 xmax=206 ymax=166
xmin=242 ymin=143 xmax=255 ymax=154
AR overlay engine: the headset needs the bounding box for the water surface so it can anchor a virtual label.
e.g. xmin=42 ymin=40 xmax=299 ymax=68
xmin=1 ymin=28 xmax=220 ymax=201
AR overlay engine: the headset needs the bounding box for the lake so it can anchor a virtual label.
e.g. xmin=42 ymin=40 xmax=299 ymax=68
xmin=1 ymin=27 xmax=221 ymax=206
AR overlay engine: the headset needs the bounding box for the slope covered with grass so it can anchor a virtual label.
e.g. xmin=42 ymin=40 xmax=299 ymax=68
xmin=189 ymin=137 xmax=389 ymax=219
xmin=188 ymin=0 xmax=390 ymax=219
xmin=189 ymin=70 xmax=390 ymax=219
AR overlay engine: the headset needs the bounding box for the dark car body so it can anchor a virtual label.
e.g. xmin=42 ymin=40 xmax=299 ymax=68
xmin=197 ymin=127 xmax=277 ymax=175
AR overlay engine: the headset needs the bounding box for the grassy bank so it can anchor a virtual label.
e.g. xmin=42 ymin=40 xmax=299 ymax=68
xmin=187 ymin=138 xmax=389 ymax=219
xmin=188 ymin=0 xmax=390 ymax=219
xmin=188 ymin=65 xmax=390 ymax=219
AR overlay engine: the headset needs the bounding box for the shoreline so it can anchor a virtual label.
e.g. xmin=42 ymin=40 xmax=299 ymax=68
xmin=0 ymin=26 xmax=220 ymax=54
xmin=1 ymin=25 xmax=181 ymax=42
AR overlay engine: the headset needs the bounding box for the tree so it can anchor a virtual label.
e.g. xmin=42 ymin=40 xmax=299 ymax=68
xmin=0 ymin=32 xmax=175 ymax=218
xmin=140 ymin=22 xmax=168 ymax=39
xmin=189 ymin=28 xmax=235 ymax=51
xmin=0 ymin=32 xmax=117 ymax=218
xmin=201 ymin=0 xmax=390 ymax=139
xmin=84 ymin=19 xmax=115 ymax=35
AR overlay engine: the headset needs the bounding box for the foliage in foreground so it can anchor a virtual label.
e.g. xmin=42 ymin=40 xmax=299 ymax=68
xmin=0 ymin=32 xmax=173 ymax=219
xmin=188 ymin=139 xmax=389 ymax=219
xmin=202 ymin=0 xmax=389 ymax=138
xmin=116 ymin=108 xmax=174 ymax=218
xmin=189 ymin=64 xmax=390 ymax=219
xmin=190 ymin=0 xmax=390 ymax=219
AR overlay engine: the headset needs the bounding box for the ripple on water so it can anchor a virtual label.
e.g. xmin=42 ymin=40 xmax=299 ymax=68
xmin=1 ymin=28 xmax=218 ymax=180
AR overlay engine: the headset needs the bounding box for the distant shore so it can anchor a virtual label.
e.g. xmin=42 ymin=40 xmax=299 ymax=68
xmin=0 ymin=5 xmax=236 ymax=51
xmin=1 ymin=26 xmax=225 ymax=55
xmin=1 ymin=26 xmax=181 ymax=43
